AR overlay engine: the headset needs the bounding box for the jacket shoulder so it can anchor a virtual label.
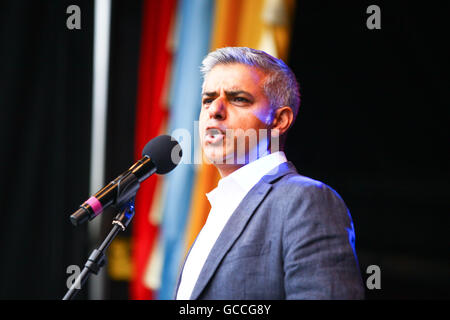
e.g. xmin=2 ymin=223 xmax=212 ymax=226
xmin=268 ymin=172 xmax=352 ymax=227
xmin=273 ymin=172 xmax=344 ymax=202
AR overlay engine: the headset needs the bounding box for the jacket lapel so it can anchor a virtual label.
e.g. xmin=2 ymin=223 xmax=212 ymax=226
xmin=189 ymin=161 xmax=297 ymax=299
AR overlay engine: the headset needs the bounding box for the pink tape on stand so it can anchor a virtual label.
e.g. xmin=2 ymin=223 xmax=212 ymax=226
xmin=85 ymin=196 xmax=103 ymax=216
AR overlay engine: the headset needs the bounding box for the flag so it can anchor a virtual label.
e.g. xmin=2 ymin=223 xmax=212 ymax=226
xmin=130 ymin=0 xmax=177 ymax=300
xmin=157 ymin=0 xmax=214 ymax=299
xmin=183 ymin=0 xmax=297 ymax=256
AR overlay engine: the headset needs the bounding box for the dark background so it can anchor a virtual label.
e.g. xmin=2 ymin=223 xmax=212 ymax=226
xmin=0 ymin=0 xmax=448 ymax=299
xmin=0 ymin=0 xmax=93 ymax=299
xmin=287 ymin=1 xmax=450 ymax=299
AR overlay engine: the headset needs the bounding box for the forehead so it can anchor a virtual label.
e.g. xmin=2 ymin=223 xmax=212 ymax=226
xmin=202 ymin=63 xmax=267 ymax=93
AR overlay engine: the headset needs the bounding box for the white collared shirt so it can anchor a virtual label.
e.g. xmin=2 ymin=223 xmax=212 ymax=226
xmin=176 ymin=151 xmax=288 ymax=300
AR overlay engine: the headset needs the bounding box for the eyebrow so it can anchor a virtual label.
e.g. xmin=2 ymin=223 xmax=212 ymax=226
xmin=202 ymin=90 xmax=254 ymax=99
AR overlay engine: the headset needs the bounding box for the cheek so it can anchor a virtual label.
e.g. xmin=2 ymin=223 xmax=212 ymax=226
xmin=251 ymin=107 xmax=273 ymax=127
xmin=232 ymin=112 xmax=266 ymax=131
xmin=198 ymin=111 xmax=207 ymax=133
xmin=199 ymin=108 xmax=206 ymax=122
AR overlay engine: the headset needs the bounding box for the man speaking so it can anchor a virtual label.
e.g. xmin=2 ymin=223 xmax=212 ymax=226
xmin=175 ymin=47 xmax=364 ymax=299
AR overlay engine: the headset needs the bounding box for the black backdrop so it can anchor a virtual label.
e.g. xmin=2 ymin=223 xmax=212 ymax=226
xmin=287 ymin=1 xmax=450 ymax=299
xmin=0 ymin=0 xmax=93 ymax=299
xmin=103 ymin=0 xmax=143 ymax=299
xmin=0 ymin=0 xmax=448 ymax=299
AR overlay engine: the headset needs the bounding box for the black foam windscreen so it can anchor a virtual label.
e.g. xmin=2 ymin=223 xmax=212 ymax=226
xmin=142 ymin=135 xmax=182 ymax=174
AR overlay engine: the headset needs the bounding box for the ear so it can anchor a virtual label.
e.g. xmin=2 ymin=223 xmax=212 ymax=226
xmin=270 ymin=106 xmax=294 ymax=138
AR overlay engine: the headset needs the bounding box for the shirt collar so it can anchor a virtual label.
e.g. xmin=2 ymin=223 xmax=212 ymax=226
xmin=206 ymin=151 xmax=288 ymax=207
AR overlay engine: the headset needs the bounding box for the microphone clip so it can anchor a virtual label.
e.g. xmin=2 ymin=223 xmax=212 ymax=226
xmin=112 ymin=199 xmax=135 ymax=231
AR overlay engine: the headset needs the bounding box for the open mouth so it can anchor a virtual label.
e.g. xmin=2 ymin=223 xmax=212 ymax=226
xmin=205 ymin=128 xmax=225 ymax=145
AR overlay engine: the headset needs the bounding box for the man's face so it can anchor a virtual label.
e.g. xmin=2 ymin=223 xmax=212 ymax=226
xmin=199 ymin=63 xmax=274 ymax=166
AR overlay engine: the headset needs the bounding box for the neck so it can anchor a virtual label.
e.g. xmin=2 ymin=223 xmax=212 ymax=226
xmin=215 ymin=164 xmax=245 ymax=178
xmin=212 ymin=142 xmax=285 ymax=178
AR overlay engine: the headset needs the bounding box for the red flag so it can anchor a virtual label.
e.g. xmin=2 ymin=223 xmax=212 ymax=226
xmin=131 ymin=0 xmax=177 ymax=300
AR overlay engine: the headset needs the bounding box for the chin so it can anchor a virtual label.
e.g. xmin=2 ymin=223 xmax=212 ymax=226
xmin=203 ymin=146 xmax=230 ymax=165
xmin=202 ymin=147 xmax=220 ymax=164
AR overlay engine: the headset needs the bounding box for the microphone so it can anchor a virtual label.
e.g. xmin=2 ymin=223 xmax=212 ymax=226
xmin=70 ymin=135 xmax=182 ymax=226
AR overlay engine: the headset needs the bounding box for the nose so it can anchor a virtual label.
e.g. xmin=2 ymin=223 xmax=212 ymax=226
xmin=207 ymin=95 xmax=226 ymax=121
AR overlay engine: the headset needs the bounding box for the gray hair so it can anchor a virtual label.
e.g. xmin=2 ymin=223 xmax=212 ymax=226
xmin=200 ymin=47 xmax=301 ymax=120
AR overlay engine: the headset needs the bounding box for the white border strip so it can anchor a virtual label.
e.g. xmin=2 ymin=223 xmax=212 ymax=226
xmin=88 ymin=0 xmax=111 ymax=300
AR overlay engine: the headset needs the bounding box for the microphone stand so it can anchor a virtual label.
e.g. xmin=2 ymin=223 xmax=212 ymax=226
xmin=62 ymin=199 xmax=135 ymax=300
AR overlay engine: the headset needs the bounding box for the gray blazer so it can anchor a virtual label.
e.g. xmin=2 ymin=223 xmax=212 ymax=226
xmin=175 ymin=162 xmax=365 ymax=299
